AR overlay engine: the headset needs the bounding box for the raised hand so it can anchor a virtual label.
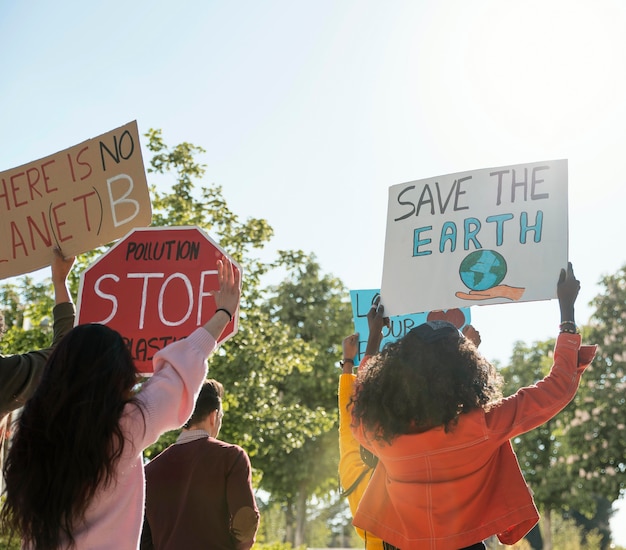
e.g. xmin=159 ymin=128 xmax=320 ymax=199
xmin=557 ymin=262 xmax=580 ymax=325
xmin=365 ymin=295 xmax=389 ymax=356
xmin=51 ymin=247 xmax=75 ymax=305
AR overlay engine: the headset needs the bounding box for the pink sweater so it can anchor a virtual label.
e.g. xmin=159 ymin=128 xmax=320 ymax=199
xmin=54 ymin=328 xmax=216 ymax=550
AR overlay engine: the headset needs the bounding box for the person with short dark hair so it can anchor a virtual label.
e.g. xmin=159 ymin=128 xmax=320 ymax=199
xmin=142 ymin=378 xmax=259 ymax=550
xmin=350 ymin=263 xmax=597 ymax=550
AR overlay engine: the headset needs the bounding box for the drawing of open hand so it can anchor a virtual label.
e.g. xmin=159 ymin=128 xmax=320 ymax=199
xmin=455 ymin=285 xmax=525 ymax=301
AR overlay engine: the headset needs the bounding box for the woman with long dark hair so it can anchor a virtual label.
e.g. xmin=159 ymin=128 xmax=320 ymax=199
xmin=1 ymin=259 xmax=240 ymax=549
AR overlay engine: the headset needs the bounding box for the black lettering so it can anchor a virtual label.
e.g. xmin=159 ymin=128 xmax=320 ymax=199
xmin=490 ymin=169 xmax=509 ymax=206
xmin=531 ymin=166 xmax=550 ymax=200
xmin=394 ymin=185 xmax=416 ymax=221
xmin=99 ymin=130 xmax=135 ymax=171
xmin=511 ymin=168 xmax=528 ymax=202
xmin=453 ymin=176 xmax=471 ymax=211
xmin=435 ymin=180 xmax=457 ymax=213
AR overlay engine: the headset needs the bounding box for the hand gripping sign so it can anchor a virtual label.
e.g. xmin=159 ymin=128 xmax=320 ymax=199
xmin=76 ymin=226 xmax=242 ymax=374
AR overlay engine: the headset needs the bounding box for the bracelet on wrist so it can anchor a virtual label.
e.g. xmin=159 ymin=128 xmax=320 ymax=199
xmin=339 ymin=358 xmax=354 ymax=367
xmin=559 ymin=321 xmax=578 ymax=334
xmin=215 ymin=307 xmax=233 ymax=322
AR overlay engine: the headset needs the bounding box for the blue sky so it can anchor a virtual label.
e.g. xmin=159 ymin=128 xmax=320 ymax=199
xmin=2 ymin=0 xmax=626 ymax=539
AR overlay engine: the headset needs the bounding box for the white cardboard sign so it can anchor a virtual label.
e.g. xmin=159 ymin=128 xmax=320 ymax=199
xmin=381 ymin=160 xmax=568 ymax=315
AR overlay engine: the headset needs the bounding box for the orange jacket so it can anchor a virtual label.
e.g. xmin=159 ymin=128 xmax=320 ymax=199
xmin=339 ymin=373 xmax=384 ymax=550
xmin=351 ymin=333 xmax=596 ymax=550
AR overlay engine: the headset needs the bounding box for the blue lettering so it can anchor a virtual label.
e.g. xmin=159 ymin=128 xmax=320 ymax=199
xmin=520 ymin=210 xmax=543 ymax=243
xmin=486 ymin=213 xmax=514 ymax=246
xmin=463 ymin=218 xmax=482 ymax=250
xmin=413 ymin=226 xmax=432 ymax=256
xmin=440 ymin=221 xmax=457 ymax=253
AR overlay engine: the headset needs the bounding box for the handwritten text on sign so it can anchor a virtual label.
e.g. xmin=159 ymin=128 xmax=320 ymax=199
xmin=76 ymin=226 xmax=242 ymax=374
xmin=0 ymin=121 xmax=152 ymax=280
xmin=380 ymin=160 xmax=568 ymax=316
xmin=349 ymin=289 xmax=471 ymax=366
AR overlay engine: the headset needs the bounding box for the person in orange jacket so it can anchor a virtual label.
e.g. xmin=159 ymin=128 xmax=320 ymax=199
xmin=350 ymin=263 xmax=596 ymax=550
xmin=339 ymin=306 xmax=482 ymax=550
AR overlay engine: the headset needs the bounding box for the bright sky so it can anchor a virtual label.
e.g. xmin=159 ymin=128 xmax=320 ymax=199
xmin=2 ymin=0 xmax=626 ymax=542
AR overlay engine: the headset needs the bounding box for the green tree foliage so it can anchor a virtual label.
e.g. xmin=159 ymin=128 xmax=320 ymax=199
xmin=0 ymin=129 xmax=354 ymax=546
xmin=256 ymin=257 xmax=353 ymax=545
xmin=140 ymin=130 xmax=354 ymax=545
xmin=500 ymin=340 xmax=576 ymax=512
xmin=499 ymin=264 xmax=626 ymax=549
xmin=0 ymin=277 xmax=56 ymax=355
xmin=569 ymin=266 xmax=626 ymax=507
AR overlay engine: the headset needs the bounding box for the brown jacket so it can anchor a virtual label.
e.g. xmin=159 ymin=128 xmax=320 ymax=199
xmin=0 ymin=301 xmax=75 ymax=418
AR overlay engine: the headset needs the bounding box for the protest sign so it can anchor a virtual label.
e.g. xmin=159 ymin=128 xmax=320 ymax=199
xmin=76 ymin=226 xmax=242 ymax=374
xmin=349 ymin=288 xmax=471 ymax=365
xmin=0 ymin=121 xmax=152 ymax=280
xmin=381 ymin=160 xmax=568 ymax=316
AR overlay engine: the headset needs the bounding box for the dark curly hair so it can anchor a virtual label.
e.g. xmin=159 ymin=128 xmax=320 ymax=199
xmin=0 ymin=323 xmax=145 ymax=549
xmin=350 ymin=325 xmax=503 ymax=444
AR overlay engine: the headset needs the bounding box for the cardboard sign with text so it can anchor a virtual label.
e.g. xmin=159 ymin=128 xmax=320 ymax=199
xmin=76 ymin=226 xmax=242 ymax=374
xmin=381 ymin=160 xmax=568 ymax=316
xmin=0 ymin=121 xmax=152 ymax=280
xmin=349 ymin=289 xmax=471 ymax=365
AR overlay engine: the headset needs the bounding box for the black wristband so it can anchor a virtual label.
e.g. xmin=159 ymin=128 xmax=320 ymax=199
xmin=215 ymin=307 xmax=233 ymax=322
xmin=340 ymin=358 xmax=354 ymax=367
xmin=559 ymin=321 xmax=577 ymax=334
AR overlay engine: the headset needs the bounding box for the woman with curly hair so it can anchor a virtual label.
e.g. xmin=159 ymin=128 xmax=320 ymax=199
xmin=0 ymin=259 xmax=240 ymax=550
xmin=350 ymin=263 xmax=596 ymax=550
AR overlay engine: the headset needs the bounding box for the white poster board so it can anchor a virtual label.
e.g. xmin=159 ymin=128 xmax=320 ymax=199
xmin=381 ymin=160 xmax=568 ymax=316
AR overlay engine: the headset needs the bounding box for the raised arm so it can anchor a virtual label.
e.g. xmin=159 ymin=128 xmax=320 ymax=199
xmin=0 ymin=249 xmax=76 ymax=416
xmin=51 ymin=247 xmax=75 ymax=306
xmin=462 ymin=325 xmax=481 ymax=348
xmin=203 ymin=259 xmax=241 ymax=341
xmin=557 ymin=261 xmax=580 ymax=333
xmin=485 ymin=262 xmax=596 ymax=439
xmin=341 ymin=333 xmax=358 ymax=374
xmin=131 ymin=258 xmax=243 ymax=448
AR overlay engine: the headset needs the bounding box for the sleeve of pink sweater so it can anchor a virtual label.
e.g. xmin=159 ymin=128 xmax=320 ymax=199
xmin=122 ymin=328 xmax=217 ymax=453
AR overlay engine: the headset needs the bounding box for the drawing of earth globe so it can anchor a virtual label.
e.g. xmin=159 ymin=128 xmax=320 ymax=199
xmin=459 ymin=249 xmax=507 ymax=291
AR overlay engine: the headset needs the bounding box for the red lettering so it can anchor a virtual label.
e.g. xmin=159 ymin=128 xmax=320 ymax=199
xmin=0 ymin=178 xmax=9 ymax=211
xmin=10 ymin=172 xmax=27 ymax=207
xmin=67 ymin=153 xmax=77 ymax=182
xmin=26 ymin=212 xmax=52 ymax=250
xmin=26 ymin=167 xmax=44 ymax=201
xmin=76 ymin=146 xmax=92 ymax=180
xmin=51 ymin=202 xmax=72 ymax=243
xmin=41 ymin=160 xmax=57 ymax=193
xmin=73 ymin=191 xmax=98 ymax=231
xmin=66 ymin=147 xmax=92 ymax=182
xmin=10 ymin=222 xmax=27 ymax=259
xmin=5 ymin=212 xmax=53 ymax=260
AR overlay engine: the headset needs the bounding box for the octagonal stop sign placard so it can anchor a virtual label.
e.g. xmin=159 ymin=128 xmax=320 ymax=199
xmin=76 ymin=226 xmax=242 ymax=374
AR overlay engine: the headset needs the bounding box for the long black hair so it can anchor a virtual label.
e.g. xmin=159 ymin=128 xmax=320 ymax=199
xmin=1 ymin=323 xmax=144 ymax=549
